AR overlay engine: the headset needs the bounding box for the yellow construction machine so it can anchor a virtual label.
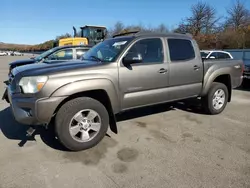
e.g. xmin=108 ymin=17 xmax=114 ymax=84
xmin=57 ymin=25 xmax=107 ymax=47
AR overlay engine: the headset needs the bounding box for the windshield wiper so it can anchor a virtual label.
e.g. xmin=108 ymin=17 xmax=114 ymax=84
xmin=90 ymin=56 xmax=103 ymax=62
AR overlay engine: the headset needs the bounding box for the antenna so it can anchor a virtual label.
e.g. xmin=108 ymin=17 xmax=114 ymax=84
xmin=73 ymin=26 xmax=77 ymax=38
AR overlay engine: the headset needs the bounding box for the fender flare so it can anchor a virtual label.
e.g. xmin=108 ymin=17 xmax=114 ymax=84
xmin=201 ymin=67 xmax=232 ymax=96
xmin=51 ymin=78 xmax=120 ymax=113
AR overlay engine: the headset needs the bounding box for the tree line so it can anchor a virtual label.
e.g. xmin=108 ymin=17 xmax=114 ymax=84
xmin=8 ymin=0 xmax=250 ymax=52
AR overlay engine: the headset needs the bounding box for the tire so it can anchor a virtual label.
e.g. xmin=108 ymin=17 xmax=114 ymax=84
xmin=55 ymin=97 xmax=109 ymax=151
xmin=202 ymin=82 xmax=228 ymax=115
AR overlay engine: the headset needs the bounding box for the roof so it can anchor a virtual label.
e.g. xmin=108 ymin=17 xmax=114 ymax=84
xmin=80 ymin=25 xmax=107 ymax=29
xmin=200 ymin=50 xmax=211 ymax=53
xmin=200 ymin=50 xmax=232 ymax=53
xmin=57 ymin=45 xmax=92 ymax=49
xmin=112 ymin=31 xmax=193 ymax=39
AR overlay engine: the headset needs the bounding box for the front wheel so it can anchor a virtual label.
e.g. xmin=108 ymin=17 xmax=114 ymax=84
xmin=55 ymin=97 xmax=109 ymax=151
xmin=202 ymin=82 xmax=229 ymax=115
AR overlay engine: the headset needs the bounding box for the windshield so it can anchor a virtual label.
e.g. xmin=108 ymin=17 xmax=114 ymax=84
xmin=34 ymin=46 xmax=62 ymax=61
xmin=200 ymin=51 xmax=210 ymax=58
xmin=82 ymin=37 xmax=133 ymax=63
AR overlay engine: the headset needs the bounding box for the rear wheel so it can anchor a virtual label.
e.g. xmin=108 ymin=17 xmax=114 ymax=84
xmin=55 ymin=97 xmax=109 ymax=151
xmin=202 ymin=82 xmax=228 ymax=115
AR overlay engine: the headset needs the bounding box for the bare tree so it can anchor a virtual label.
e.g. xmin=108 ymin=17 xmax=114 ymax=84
xmin=124 ymin=24 xmax=145 ymax=32
xmin=154 ymin=24 xmax=169 ymax=33
xmin=203 ymin=5 xmax=221 ymax=34
xmin=175 ymin=1 xmax=219 ymax=36
xmin=223 ymin=0 xmax=250 ymax=48
xmin=174 ymin=19 xmax=192 ymax=33
xmin=188 ymin=2 xmax=208 ymax=35
xmin=107 ymin=21 xmax=125 ymax=37
xmin=225 ymin=0 xmax=250 ymax=30
xmin=109 ymin=22 xmax=149 ymax=36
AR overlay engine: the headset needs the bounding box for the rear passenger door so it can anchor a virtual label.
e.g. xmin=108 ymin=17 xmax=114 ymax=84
xmin=167 ymin=38 xmax=203 ymax=100
xmin=119 ymin=37 xmax=169 ymax=110
xmin=75 ymin=48 xmax=89 ymax=59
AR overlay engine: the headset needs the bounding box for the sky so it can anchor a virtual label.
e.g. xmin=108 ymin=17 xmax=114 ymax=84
xmin=0 ymin=0 xmax=249 ymax=44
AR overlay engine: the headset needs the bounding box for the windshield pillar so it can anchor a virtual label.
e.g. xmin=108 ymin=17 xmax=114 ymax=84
xmin=81 ymin=27 xmax=90 ymax=38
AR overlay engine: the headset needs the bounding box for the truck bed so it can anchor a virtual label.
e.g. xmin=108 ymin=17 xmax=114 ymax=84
xmin=203 ymin=59 xmax=243 ymax=89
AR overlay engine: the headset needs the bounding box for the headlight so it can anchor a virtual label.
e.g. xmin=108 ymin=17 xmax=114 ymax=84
xmin=19 ymin=76 xmax=48 ymax=94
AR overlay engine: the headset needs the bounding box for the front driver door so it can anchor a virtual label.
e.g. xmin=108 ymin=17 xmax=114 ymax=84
xmin=118 ymin=37 xmax=169 ymax=110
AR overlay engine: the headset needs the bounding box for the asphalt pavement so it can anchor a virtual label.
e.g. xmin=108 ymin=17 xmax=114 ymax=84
xmin=0 ymin=56 xmax=249 ymax=188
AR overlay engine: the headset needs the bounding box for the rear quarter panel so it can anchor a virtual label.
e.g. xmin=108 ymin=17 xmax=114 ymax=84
xmin=201 ymin=59 xmax=243 ymax=95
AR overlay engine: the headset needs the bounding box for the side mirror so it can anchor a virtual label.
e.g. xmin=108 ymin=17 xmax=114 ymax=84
xmin=123 ymin=52 xmax=143 ymax=65
xmin=209 ymin=56 xmax=215 ymax=59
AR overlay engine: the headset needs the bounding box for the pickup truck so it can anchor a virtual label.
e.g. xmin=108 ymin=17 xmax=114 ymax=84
xmin=12 ymin=51 xmax=24 ymax=56
xmin=3 ymin=31 xmax=243 ymax=151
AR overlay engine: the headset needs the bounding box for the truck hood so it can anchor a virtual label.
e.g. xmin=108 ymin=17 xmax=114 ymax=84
xmin=12 ymin=60 xmax=101 ymax=77
xmin=9 ymin=58 xmax=36 ymax=67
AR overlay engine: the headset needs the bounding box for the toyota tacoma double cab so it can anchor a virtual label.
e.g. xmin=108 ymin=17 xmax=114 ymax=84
xmin=3 ymin=31 xmax=243 ymax=151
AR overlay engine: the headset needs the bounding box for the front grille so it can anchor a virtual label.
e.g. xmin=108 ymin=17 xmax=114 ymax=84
xmin=8 ymin=71 xmax=17 ymax=92
xmin=10 ymin=80 xmax=17 ymax=92
xmin=9 ymin=70 xmax=14 ymax=83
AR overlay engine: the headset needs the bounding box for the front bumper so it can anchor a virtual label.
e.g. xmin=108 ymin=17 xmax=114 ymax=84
xmin=7 ymin=86 xmax=66 ymax=125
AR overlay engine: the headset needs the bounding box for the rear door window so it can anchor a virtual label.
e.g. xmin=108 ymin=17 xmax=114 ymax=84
xmin=217 ymin=52 xmax=231 ymax=59
xmin=168 ymin=39 xmax=195 ymax=61
xmin=222 ymin=53 xmax=231 ymax=59
xmin=76 ymin=49 xmax=88 ymax=59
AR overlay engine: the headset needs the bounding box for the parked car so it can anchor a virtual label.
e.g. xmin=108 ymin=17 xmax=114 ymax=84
xmin=3 ymin=31 xmax=243 ymax=151
xmin=12 ymin=51 xmax=23 ymax=56
xmin=225 ymin=49 xmax=250 ymax=86
xmin=0 ymin=51 xmax=7 ymax=56
xmin=7 ymin=45 xmax=91 ymax=76
xmin=5 ymin=51 xmax=12 ymax=56
xmin=242 ymin=63 xmax=250 ymax=86
xmin=200 ymin=50 xmax=233 ymax=59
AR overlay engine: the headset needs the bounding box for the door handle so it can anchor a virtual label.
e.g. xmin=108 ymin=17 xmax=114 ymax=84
xmin=158 ymin=68 xmax=168 ymax=74
xmin=194 ymin=65 xmax=200 ymax=70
